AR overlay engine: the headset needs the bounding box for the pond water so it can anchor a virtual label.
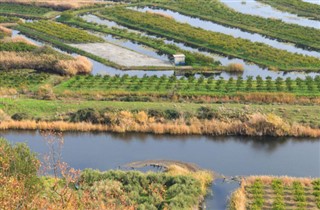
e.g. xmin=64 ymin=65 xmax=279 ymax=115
xmin=101 ymin=34 xmax=171 ymax=62
xmin=220 ymin=0 xmax=320 ymax=29
xmin=81 ymin=15 xmax=171 ymax=62
xmin=302 ymin=0 xmax=320 ymax=5
xmin=1 ymin=131 xmax=319 ymax=209
xmin=79 ymin=15 xmax=320 ymax=79
xmin=132 ymin=7 xmax=320 ymax=58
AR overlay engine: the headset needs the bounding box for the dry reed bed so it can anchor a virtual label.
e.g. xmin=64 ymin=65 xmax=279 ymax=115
xmin=0 ymin=113 xmax=319 ymax=137
xmin=0 ymin=0 xmax=98 ymax=9
xmin=0 ymin=25 xmax=12 ymax=36
xmin=59 ymin=90 xmax=320 ymax=105
xmin=0 ymin=35 xmax=92 ymax=75
xmin=229 ymin=176 xmax=320 ymax=210
xmin=0 ymin=52 xmax=92 ymax=75
xmin=1 ymin=35 xmax=36 ymax=45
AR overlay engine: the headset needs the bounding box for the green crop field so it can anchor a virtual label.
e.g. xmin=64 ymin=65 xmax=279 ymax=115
xmin=56 ymin=74 xmax=320 ymax=96
xmin=230 ymin=177 xmax=320 ymax=210
xmin=0 ymin=70 xmax=50 ymax=89
xmin=0 ymin=15 xmax=19 ymax=23
xmin=0 ymin=41 xmax=37 ymax=52
xmin=20 ymin=20 xmax=104 ymax=43
xmin=0 ymin=3 xmax=54 ymax=18
xmin=130 ymin=0 xmax=320 ymax=50
xmin=97 ymin=7 xmax=320 ymax=71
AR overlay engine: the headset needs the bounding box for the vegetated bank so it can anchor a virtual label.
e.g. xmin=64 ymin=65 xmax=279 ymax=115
xmin=128 ymin=0 xmax=320 ymax=51
xmin=0 ymin=137 xmax=213 ymax=209
xmin=256 ymin=0 xmax=320 ymax=21
xmin=229 ymin=176 xmax=320 ymax=210
xmin=95 ymin=7 xmax=320 ymax=72
xmin=1 ymin=97 xmax=320 ymax=137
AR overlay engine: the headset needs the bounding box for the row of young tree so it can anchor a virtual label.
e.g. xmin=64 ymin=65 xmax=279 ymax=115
xmin=64 ymin=74 xmax=320 ymax=94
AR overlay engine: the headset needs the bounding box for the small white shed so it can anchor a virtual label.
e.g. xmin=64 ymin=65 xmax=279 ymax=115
xmin=173 ymin=54 xmax=186 ymax=66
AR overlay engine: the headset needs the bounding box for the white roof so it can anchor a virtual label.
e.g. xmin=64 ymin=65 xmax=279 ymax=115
xmin=173 ymin=54 xmax=185 ymax=57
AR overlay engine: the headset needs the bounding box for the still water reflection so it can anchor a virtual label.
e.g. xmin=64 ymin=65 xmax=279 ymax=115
xmin=1 ymin=131 xmax=319 ymax=209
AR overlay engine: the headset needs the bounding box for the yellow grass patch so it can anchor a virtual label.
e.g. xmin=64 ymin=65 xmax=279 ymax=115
xmin=0 ymin=0 xmax=100 ymax=9
xmin=0 ymin=25 xmax=12 ymax=36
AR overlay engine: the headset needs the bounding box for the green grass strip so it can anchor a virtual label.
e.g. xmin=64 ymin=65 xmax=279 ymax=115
xmin=257 ymin=0 xmax=320 ymax=21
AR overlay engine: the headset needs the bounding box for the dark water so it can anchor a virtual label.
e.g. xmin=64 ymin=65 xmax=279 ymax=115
xmin=1 ymin=131 xmax=319 ymax=209
xmin=220 ymin=0 xmax=320 ymax=28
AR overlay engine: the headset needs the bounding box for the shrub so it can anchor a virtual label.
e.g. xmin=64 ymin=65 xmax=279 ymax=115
xmin=165 ymin=109 xmax=181 ymax=120
xmin=0 ymin=138 xmax=41 ymax=199
xmin=11 ymin=112 xmax=29 ymax=121
xmin=70 ymin=108 xmax=102 ymax=124
xmin=197 ymin=106 xmax=215 ymax=120
xmin=148 ymin=109 xmax=164 ymax=118
xmin=226 ymin=63 xmax=244 ymax=72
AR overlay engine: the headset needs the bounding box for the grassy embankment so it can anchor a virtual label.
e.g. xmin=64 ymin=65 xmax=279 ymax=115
xmin=0 ymin=97 xmax=320 ymax=137
xmin=0 ymin=3 xmax=60 ymax=19
xmin=0 ymin=137 xmax=213 ymax=209
xmin=58 ymin=13 xmax=221 ymax=69
xmin=95 ymin=7 xmax=320 ymax=72
xmin=257 ymin=0 xmax=320 ymax=20
xmin=229 ymin=176 xmax=320 ymax=210
xmin=131 ymin=0 xmax=320 ymax=51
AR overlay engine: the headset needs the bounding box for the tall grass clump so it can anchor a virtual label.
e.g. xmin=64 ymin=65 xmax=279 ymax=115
xmin=0 ymin=25 xmax=12 ymax=36
xmin=0 ymin=44 xmax=92 ymax=75
xmin=226 ymin=63 xmax=244 ymax=72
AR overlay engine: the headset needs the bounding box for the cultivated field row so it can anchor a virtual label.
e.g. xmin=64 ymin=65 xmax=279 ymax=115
xmin=230 ymin=177 xmax=320 ymax=210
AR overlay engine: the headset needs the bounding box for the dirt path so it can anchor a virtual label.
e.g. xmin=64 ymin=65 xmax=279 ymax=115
xmin=70 ymin=43 xmax=173 ymax=68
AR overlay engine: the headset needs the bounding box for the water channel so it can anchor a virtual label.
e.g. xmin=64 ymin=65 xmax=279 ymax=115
xmin=1 ymin=131 xmax=319 ymax=209
xmin=220 ymin=0 xmax=320 ymax=29
xmin=131 ymin=7 xmax=320 ymax=57
xmin=80 ymin=14 xmax=320 ymax=79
